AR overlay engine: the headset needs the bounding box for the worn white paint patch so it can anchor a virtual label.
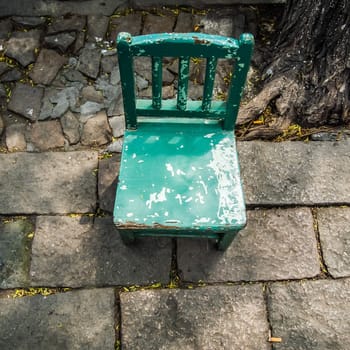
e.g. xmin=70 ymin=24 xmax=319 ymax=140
xmin=195 ymin=192 xmax=205 ymax=204
xmin=168 ymin=136 xmax=182 ymax=144
xmin=204 ymin=133 xmax=215 ymax=138
xmin=164 ymin=211 xmax=169 ymax=217
xmin=208 ymin=137 xmax=243 ymax=224
xmin=194 ymin=217 xmax=211 ymax=225
xmin=120 ymin=185 xmax=127 ymax=190
xmin=127 ymin=213 xmax=133 ymax=217
xmin=145 ymin=135 xmax=160 ymax=143
xmin=166 ymin=163 xmax=175 ymax=176
xmin=138 ymin=160 xmax=144 ymax=163
xmin=175 ymin=194 xmax=183 ymax=205
xmin=165 ymin=220 xmax=181 ymax=224
xmin=146 ymin=187 xmax=168 ymax=209
xmin=185 ymin=197 xmax=193 ymax=203
xmin=132 ymin=153 xmax=137 ymax=159
xmin=197 ymin=177 xmax=208 ymax=195
xmin=176 ymin=169 xmax=186 ymax=176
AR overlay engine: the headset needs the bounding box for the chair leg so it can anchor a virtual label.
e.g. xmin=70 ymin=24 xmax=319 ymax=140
xmin=217 ymin=231 xmax=238 ymax=251
xmin=118 ymin=230 xmax=135 ymax=245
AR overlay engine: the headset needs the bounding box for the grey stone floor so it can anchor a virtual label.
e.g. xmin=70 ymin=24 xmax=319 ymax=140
xmin=1 ymin=5 xmax=350 ymax=350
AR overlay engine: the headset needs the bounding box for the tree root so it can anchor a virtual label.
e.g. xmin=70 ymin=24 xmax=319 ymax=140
xmin=237 ymin=76 xmax=286 ymax=126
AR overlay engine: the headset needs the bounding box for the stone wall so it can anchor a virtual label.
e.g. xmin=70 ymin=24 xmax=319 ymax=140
xmin=0 ymin=0 xmax=285 ymax=16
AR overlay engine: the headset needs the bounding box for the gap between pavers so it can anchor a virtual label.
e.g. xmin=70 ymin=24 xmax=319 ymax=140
xmin=177 ymin=208 xmax=320 ymax=282
xmin=0 ymin=288 xmax=115 ymax=349
xmin=0 ymin=151 xmax=98 ymax=214
xmin=30 ymin=216 xmax=172 ymax=288
xmin=120 ymin=284 xmax=270 ymax=350
xmin=267 ymin=278 xmax=350 ymax=350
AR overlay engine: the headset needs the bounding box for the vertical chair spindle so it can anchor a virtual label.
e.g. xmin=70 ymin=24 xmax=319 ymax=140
xmin=177 ymin=56 xmax=190 ymax=111
xmin=152 ymin=56 xmax=162 ymax=109
xmin=202 ymin=57 xmax=218 ymax=112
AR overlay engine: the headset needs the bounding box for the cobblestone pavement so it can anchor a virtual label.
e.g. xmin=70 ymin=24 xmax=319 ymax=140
xmin=1 ymin=4 xmax=350 ymax=350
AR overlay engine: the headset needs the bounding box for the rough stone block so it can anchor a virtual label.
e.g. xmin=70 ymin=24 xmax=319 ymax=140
xmin=30 ymin=49 xmax=67 ymax=85
xmin=5 ymin=123 xmax=27 ymax=151
xmin=120 ymin=285 xmax=270 ymax=350
xmin=317 ymin=207 xmax=350 ymax=278
xmin=0 ymin=288 xmax=115 ymax=349
xmin=26 ymin=120 xmax=65 ymax=151
xmin=8 ymin=83 xmax=44 ymax=121
xmin=5 ymin=30 xmax=41 ymax=67
xmin=11 ymin=16 xmax=46 ymax=29
xmin=44 ymin=32 xmax=76 ymax=53
xmin=81 ymin=111 xmax=112 ymax=146
xmin=142 ymin=13 xmax=175 ymax=34
xmin=174 ymin=12 xmax=194 ymax=32
xmin=109 ymin=13 xmax=142 ymax=42
xmin=267 ymin=279 xmax=350 ymax=350
xmin=0 ymin=218 xmax=33 ymax=288
xmin=0 ymin=19 xmax=13 ymax=39
xmin=87 ymin=15 xmax=109 ymax=41
xmin=47 ymin=15 xmax=86 ymax=34
xmin=0 ymin=67 xmax=23 ymax=82
xmin=109 ymin=115 xmax=125 ymax=138
xmin=0 ymin=114 xmax=3 ymax=136
xmin=238 ymin=140 xmax=350 ymax=205
xmin=0 ymin=151 xmax=98 ymax=214
xmin=178 ymin=208 xmax=320 ymax=282
xmin=78 ymin=47 xmax=101 ymax=79
xmin=60 ymin=110 xmax=81 ymax=144
xmin=0 ymin=62 xmax=10 ymax=76
xmin=30 ymin=216 xmax=172 ymax=287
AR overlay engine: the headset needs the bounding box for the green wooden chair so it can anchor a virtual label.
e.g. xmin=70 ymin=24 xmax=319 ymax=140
xmin=113 ymin=32 xmax=254 ymax=250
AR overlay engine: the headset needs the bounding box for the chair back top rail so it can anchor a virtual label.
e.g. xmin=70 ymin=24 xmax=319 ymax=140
xmin=117 ymin=32 xmax=254 ymax=130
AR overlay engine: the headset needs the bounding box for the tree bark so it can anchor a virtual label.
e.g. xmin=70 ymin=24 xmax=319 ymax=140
xmin=238 ymin=0 xmax=350 ymax=131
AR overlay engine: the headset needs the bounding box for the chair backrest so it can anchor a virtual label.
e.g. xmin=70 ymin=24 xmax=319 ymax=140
xmin=117 ymin=32 xmax=254 ymax=131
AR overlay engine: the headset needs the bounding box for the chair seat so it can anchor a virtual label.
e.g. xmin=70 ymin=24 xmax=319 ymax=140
xmin=113 ymin=121 xmax=246 ymax=236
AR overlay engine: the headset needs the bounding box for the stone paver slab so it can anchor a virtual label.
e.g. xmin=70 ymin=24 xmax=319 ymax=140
xmin=0 ymin=218 xmax=33 ymax=288
xmin=238 ymin=140 xmax=350 ymax=205
xmin=30 ymin=216 xmax=171 ymax=287
xmin=98 ymin=154 xmax=120 ymax=213
xmin=0 ymin=288 xmax=115 ymax=349
xmin=267 ymin=279 xmax=350 ymax=350
xmin=178 ymin=208 xmax=320 ymax=282
xmin=0 ymin=151 xmax=98 ymax=214
xmin=120 ymin=285 xmax=270 ymax=350
xmin=318 ymin=207 xmax=350 ymax=278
